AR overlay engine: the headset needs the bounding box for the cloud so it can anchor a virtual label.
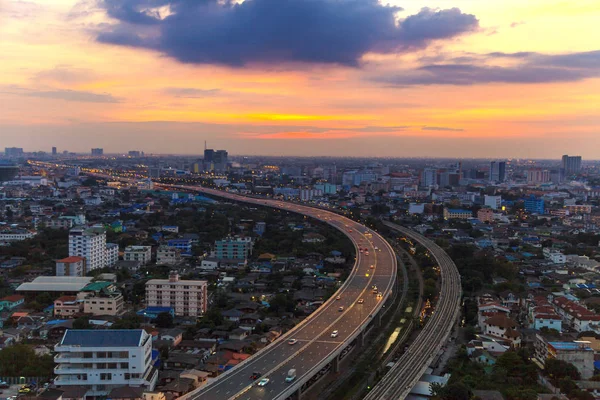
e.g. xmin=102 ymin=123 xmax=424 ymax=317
xmin=94 ymin=0 xmax=479 ymax=66
xmin=34 ymin=65 xmax=97 ymax=85
xmin=422 ymin=126 xmax=464 ymax=132
xmin=510 ymin=21 xmax=525 ymax=28
xmin=375 ymin=50 xmax=600 ymax=86
xmin=164 ymin=87 xmax=221 ymax=98
xmin=0 ymin=85 xmax=119 ymax=103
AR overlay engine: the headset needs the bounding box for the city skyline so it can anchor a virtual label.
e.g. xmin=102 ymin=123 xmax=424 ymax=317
xmin=1 ymin=0 xmax=599 ymax=157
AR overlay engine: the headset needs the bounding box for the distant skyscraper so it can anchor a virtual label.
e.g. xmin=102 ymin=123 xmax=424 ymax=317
xmin=5 ymin=147 xmax=24 ymax=157
xmin=52 ymin=147 xmax=57 ymax=156
xmin=561 ymin=155 xmax=582 ymax=175
xmin=421 ymin=168 xmax=438 ymax=187
xmin=91 ymin=148 xmax=103 ymax=156
xmin=213 ymin=150 xmax=228 ymax=172
xmin=490 ymin=161 xmax=506 ymax=183
xmin=527 ymin=168 xmax=551 ymax=184
xmin=128 ymin=150 xmax=141 ymax=157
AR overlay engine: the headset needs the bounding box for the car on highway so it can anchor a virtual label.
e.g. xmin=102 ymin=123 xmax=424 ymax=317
xmin=338 ymin=306 xmax=344 ymax=312
xmin=288 ymin=339 xmax=298 ymax=345
xmin=357 ymin=298 xmax=364 ymax=304
xmin=370 ymin=264 xmax=374 ymax=269
xmin=336 ymin=295 xmax=341 ymax=300
xmin=257 ymin=378 xmax=270 ymax=387
xmin=331 ymin=330 xmax=339 ymax=338
xmin=250 ymin=372 xmax=262 ymax=380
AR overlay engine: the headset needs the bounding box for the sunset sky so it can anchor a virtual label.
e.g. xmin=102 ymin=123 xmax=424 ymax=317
xmin=1 ymin=0 xmax=599 ymax=158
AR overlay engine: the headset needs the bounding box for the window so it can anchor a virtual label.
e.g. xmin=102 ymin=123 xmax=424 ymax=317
xmin=100 ymin=373 xmax=112 ymax=381
xmin=83 ymin=352 xmax=93 ymax=359
xmin=97 ymin=352 xmax=107 ymax=358
xmin=121 ymin=362 xmax=129 ymax=369
xmin=124 ymin=373 xmax=131 ymax=380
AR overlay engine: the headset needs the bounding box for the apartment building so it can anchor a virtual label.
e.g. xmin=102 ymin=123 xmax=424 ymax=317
xmin=214 ymin=237 xmax=253 ymax=260
xmin=477 ymin=208 xmax=494 ymax=223
xmin=69 ymin=227 xmax=107 ymax=272
xmin=443 ymin=208 xmax=473 ymax=220
xmin=124 ymin=246 xmax=152 ymax=265
xmin=54 ymin=329 xmax=158 ymax=397
xmin=156 ymin=246 xmax=182 ymax=266
xmin=56 ymin=256 xmax=86 ymax=277
xmin=106 ymin=243 xmax=119 ymax=267
xmin=145 ymin=272 xmax=208 ymax=317
xmin=54 ymin=296 xmax=82 ymax=317
xmin=83 ymin=292 xmax=124 ymax=316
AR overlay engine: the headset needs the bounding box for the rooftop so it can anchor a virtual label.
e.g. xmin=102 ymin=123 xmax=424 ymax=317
xmin=60 ymin=329 xmax=145 ymax=347
xmin=549 ymin=341 xmax=593 ymax=351
xmin=17 ymin=276 xmax=93 ymax=292
xmin=57 ymin=256 xmax=85 ymax=263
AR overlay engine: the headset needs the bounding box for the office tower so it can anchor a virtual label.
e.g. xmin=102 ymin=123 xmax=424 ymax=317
xmin=52 ymin=147 xmax=57 ymax=156
xmin=128 ymin=150 xmax=141 ymax=157
xmin=213 ymin=150 xmax=228 ymax=172
xmin=204 ymin=148 xmax=214 ymax=163
xmin=421 ymin=168 xmax=438 ymax=187
xmin=69 ymin=227 xmax=107 ymax=273
xmin=4 ymin=147 xmax=24 ymax=157
xmin=527 ymin=168 xmax=551 ymax=184
xmin=91 ymin=148 xmax=103 ymax=156
xmin=490 ymin=161 xmax=506 ymax=183
xmin=562 ymin=155 xmax=582 ymax=175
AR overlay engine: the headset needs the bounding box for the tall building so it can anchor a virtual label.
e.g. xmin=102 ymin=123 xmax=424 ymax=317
xmin=145 ymin=271 xmax=208 ymax=317
xmin=484 ymin=195 xmax=502 ymax=210
xmin=0 ymin=161 xmax=19 ymax=182
xmin=52 ymin=147 xmax=57 ymax=156
xmin=421 ymin=168 xmax=438 ymax=188
xmin=4 ymin=147 xmax=24 ymax=157
xmin=213 ymin=150 xmax=228 ymax=172
xmin=91 ymin=148 xmax=104 ymax=156
xmin=490 ymin=161 xmax=506 ymax=183
xmin=128 ymin=150 xmax=141 ymax=157
xmin=54 ymin=329 xmax=158 ymax=397
xmin=69 ymin=227 xmax=107 ymax=272
xmin=524 ymin=196 xmax=545 ymax=214
xmin=527 ymin=168 xmax=551 ymax=184
xmin=562 ymin=155 xmax=582 ymax=175
xmin=124 ymin=246 xmax=152 ymax=265
xmin=203 ymin=148 xmax=214 ymax=164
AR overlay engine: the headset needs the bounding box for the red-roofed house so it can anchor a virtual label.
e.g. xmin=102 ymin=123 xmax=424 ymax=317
xmin=54 ymin=296 xmax=83 ymax=317
xmin=526 ymin=296 xmax=562 ymax=332
xmin=0 ymin=294 xmax=25 ymax=311
xmin=483 ymin=314 xmax=521 ymax=347
xmin=477 ymin=302 xmax=510 ymax=330
xmin=552 ymin=296 xmax=600 ymax=333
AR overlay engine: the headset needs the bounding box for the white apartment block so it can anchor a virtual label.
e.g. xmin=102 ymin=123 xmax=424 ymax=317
xmin=124 ymin=246 xmax=152 ymax=265
xmin=106 ymin=243 xmax=119 ymax=267
xmin=0 ymin=230 xmax=36 ymax=241
xmin=156 ymin=246 xmax=182 ymax=266
xmin=54 ymin=329 xmax=158 ymax=398
xmin=145 ymin=272 xmax=208 ymax=317
xmin=69 ymin=227 xmax=107 ymax=272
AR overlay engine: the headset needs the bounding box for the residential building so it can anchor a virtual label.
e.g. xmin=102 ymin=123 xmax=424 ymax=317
xmin=482 ymin=314 xmax=521 ymax=347
xmin=106 ymin=243 xmax=119 ymax=267
xmin=527 ymin=168 xmax=551 ymax=184
xmin=5 ymin=147 xmax=24 ymax=157
xmin=524 ymin=196 xmax=545 ymax=214
xmin=543 ymin=248 xmax=566 ymax=264
xmin=54 ymin=296 xmax=83 ymax=317
xmin=535 ymin=335 xmax=593 ymax=379
xmin=484 ymin=195 xmax=502 ymax=210
xmin=56 ymin=256 xmax=86 ymax=277
xmin=0 ymin=230 xmax=36 ymax=241
xmin=552 ymin=297 xmax=600 ymax=333
xmin=167 ymin=239 xmax=192 ymax=255
xmin=124 ymin=246 xmax=152 ymax=265
xmin=91 ymin=148 xmax=104 ymax=156
xmin=421 ymin=168 xmax=437 ymax=188
xmin=0 ymin=295 xmax=25 ymax=311
xmin=214 ymin=237 xmax=253 ymax=260
xmin=490 ymin=161 xmax=506 ymax=183
xmin=562 ymin=155 xmax=582 ymax=175
xmin=477 ymin=207 xmax=494 ymax=223
xmin=54 ymin=329 xmax=158 ymax=397
xmin=145 ymin=272 xmax=208 ymax=317
xmin=83 ymin=292 xmax=124 ymax=316
xmin=443 ymin=208 xmax=473 ymax=220
xmin=69 ymin=227 xmax=107 ymax=272
xmin=565 ymin=204 xmax=592 ymax=214
xmin=45 ymin=218 xmax=75 ymax=230
xmin=156 ymin=246 xmax=182 ymax=266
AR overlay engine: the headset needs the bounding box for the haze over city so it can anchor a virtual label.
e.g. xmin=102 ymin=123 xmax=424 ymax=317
xmin=1 ymin=0 xmax=599 ymax=158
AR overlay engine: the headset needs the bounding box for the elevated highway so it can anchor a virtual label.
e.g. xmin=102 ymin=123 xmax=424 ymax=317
xmin=362 ymin=221 xmax=462 ymax=400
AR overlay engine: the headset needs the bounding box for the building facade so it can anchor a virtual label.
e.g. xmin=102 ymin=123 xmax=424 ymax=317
xmin=54 ymin=329 xmax=158 ymax=397
xmin=124 ymin=246 xmax=152 ymax=265
xmin=214 ymin=237 xmax=253 ymax=260
xmin=443 ymin=208 xmax=473 ymax=220
xmin=56 ymin=256 xmax=86 ymax=277
xmin=156 ymin=246 xmax=182 ymax=266
xmin=69 ymin=227 xmax=107 ymax=272
xmin=145 ymin=272 xmax=208 ymax=317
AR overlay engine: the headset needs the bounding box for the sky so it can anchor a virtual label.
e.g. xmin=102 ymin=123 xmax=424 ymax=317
xmin=1 ymin=0 xmax=599 ymax=158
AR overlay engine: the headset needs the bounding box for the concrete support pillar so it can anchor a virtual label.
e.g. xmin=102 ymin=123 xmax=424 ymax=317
xmin=375 ymin=312 xmax=382 ymax=327
xmin=332 ymin=356 xmax=340 ymax=373
xmin=291 ymin=387 xmax=302 ymax=400
xmin=358 ymin=331 xmax=365 ymax=347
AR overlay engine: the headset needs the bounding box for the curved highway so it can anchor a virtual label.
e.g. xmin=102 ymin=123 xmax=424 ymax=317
xmin=363 ymin=221 xmax=461 ymax=400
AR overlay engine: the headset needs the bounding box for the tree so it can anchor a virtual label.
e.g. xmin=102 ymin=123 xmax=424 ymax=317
xmin=544 ymin=358 xmax=581 ymax=384
xmin=155 ymin=312 xmax=174 ymax=328
xmin=73 ymin=317 xmax=91 ymax=329
xmin=0 ymin=345 xmax=54 ymax=377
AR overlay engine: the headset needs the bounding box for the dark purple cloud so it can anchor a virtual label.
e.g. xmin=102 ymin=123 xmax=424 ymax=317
xmin=95 ymin=0 xmax=479 ymax=66
xmin=376 ymin=50 xmax=600 ymax=86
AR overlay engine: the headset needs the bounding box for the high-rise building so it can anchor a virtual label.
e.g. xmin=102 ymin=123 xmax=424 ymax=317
xmin=213 ymin=150 xmax=228 ymax=172
xmin=490 ymin=161 xmax=506 ymax=183
xmin=562 ymin=155 xmax=582 ymax=175
xmin=69 ymin=227 xmax=107 ymax=272
xmin=484 ymin=195 xmax=502 ymax=210
xmin=527 ymin=168 xmax=551 ymax=184
xmin=145 ymin=271 xmax=208 ymax=317
xmin=214 ymin=236 xmax=253 ymax=260
xmin=91 ymin=148 xmax=104 ymax=156
xmin=128 ymin=150 xmax=141 ymax=157
xmin=524 ymin=196 xmax=545 ymax=214
xmin=4 ymin=147 xmax=24 ymax=157
xmin=421 ymin=168 xmax=438 ymax=188
xmin=52 ymin=147 xmax=57 ymax=156
xmin=54 ymin=329 xmax=158 ymax=397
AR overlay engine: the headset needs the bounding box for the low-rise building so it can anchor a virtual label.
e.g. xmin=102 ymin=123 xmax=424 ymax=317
xmin=443 ymin=208 xmax=473 ymax=220
xmin=0 ymin=230 xmax=36 ymax=241
xmin=56 ymin=256 xmax=86 ymax=277
xmin=482 ymin=314 xmax=521 ymax=348
xmin=534 ymin=335 xmax=594 ymax=379
xmin=54 ymin=329 xmax=158 ymax=397
xmin=157 ymin=246 xmax=182 ymax=265
xmin=145 ymin=272 xmax=208 ymax=317
xmin=124 ymin=246 xmax=152 ymax=265
xmin=477 ymin=207 xmax=495 ymax=223
xmin=0 ymin=294 xmax=25 ymax=311
xmin=54 ymin=296 xmax=83 ymax=317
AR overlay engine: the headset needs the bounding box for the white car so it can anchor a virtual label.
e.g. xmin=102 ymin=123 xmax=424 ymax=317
xmin=288 ymin=339 xmax=298 ymax=345
xmin=331 ymin=330 xmax=339 ymax=338
xmin=257 ymin=378 xmax=270 ymax=387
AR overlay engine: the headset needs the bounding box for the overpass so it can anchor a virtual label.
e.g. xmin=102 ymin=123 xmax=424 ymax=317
xmin=362 ymin=222 xmax=462 ymax=400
